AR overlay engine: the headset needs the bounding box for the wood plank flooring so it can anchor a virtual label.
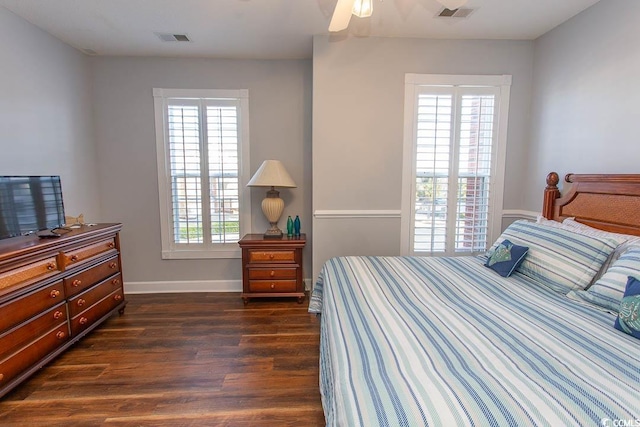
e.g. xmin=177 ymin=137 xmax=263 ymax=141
xmin=0 ymin=293 xmax=325 ymax=426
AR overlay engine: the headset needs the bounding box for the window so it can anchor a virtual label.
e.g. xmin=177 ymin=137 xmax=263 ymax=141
xmin=401 ymin=75 xmax=511 ymax=256
xmin=153 ymin=88 xmax=251 ymax=259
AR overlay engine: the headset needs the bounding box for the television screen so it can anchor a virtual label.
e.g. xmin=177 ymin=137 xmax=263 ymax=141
xmin=0 ymin=176 xmax=66 ymax=240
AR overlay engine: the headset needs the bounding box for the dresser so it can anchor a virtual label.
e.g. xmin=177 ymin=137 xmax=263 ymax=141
xmin=0 ymin=224 xmax=125 ymax=398
xmin=238 ymin=234 xmax=306 ymax=304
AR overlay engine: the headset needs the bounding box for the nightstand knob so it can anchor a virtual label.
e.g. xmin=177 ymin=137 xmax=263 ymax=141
xmin=50 ymin=289 xmax=61 ymax=298
xmin=53 ymin=310 xmax=64 ymax=320
xmin=56 ymin=331 xmax=66 ymax=340
xmin=270 ymin=283 xmax=275 ymax=289
xmin=79 ymin=317 xmax=88 ymax=325
xmin=270 ymin=270 xmax=275 ymax=277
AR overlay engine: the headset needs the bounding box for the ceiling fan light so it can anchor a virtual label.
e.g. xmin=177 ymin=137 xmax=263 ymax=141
xmin=437 ymin=0 xmax=467 ymax=10
xmin=352 ymin=0 xmax=373 ymax=18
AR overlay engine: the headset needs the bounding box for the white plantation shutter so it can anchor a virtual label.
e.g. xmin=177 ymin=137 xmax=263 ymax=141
xmin=403 ymin=75 xmax=511 ymax=256
xmin=154 ymin=89 xmax=250 ymax=259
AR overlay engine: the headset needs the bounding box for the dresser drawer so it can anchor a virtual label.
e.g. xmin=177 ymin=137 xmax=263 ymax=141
xmin=0 ymin=256 xmax=59 ymax=292
xmin=70 ymin=289 xmax=124 ymax=337
xmin=0 ymin=324 xmax=69 ymax=388
xmin=62 ymin=238 xmax=117 ymax=268
xmin=248 ymin=250 xmax=295 ymax=263
xmin=0 ymin=304 xmax=67 ymax=359
xmin=248 ymin=268 xmax=297 ymax=280
xmin=248 ymin=280 xmax=297 ymax=293
xmin=64 ymin=257 xmax=120 ymax=297
xmin=68 ymin=274 xmax=123 ymax=318
xmin=0 ymin=281 xmax=65 ymax=334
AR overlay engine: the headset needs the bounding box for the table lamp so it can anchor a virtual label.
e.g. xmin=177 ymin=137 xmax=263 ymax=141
xmin=247 ymin=160 xmax=296 ymax=238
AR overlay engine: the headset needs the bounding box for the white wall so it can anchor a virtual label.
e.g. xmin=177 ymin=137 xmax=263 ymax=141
xmin=0 ymin=7 xmax=100 ymax=219
xmin=525 ymin=0 xmax=640 ymax=210
xmin=312 ymin=36 xmax=535 ymax=279
xmin=91 ymin=57 xmax=312 ymax=286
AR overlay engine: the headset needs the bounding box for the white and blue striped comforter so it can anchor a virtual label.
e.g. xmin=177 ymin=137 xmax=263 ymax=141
xmin=309 ymin=256 xmax=640 ymax=427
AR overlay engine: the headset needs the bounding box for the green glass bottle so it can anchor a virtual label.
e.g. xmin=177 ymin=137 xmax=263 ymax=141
xmin=286 ymin=216 xmax=294 ymax=237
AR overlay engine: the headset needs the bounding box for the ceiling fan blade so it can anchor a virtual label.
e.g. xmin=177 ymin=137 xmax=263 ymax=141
xmin=329 ymin=0 xmax=355 ymax=32
xmin=437 ymin=0 xmax=468 ymax=10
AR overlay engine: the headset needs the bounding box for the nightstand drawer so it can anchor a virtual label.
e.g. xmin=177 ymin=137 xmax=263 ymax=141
xmin=249 ymin=280 xmax=297 ymax=293
xmin=248 ymin=268 xmax=297 ymax=280
xmin=248 ymin=250 xmax=295 ymax=263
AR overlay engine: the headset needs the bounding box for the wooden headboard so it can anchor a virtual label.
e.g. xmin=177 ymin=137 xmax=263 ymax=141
xmin=542 ymin=172 xmax=640 ymax=236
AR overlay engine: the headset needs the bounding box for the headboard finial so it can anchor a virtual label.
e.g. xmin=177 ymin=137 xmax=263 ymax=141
xmin=542 ymin=172 xmax=560 ymax=220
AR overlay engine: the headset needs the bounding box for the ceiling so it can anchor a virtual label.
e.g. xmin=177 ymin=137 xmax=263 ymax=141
xmin=0 ymin=0 xmax=601 ymax=59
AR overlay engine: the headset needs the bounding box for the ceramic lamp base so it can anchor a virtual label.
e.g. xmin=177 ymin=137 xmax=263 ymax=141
xmin=261 ymin=188 xmax=284 ymax=238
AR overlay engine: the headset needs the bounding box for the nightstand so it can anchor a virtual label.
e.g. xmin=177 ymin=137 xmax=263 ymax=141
xmin=238 ymin=234 xmax=306 ymax=305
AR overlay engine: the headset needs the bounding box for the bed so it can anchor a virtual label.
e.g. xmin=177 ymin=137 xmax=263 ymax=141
xmin=309 ymin=172 xmax=640 ymax=426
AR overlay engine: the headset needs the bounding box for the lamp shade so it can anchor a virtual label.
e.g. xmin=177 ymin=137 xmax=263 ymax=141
xmin=247 ymin=160 xmax=296 ymax=188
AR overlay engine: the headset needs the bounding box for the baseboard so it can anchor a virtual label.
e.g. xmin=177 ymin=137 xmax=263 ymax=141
xmin=125 ymin=279 xmax=314 ymax=294
xmin=124 ymin=280 xmax=242 ymax=294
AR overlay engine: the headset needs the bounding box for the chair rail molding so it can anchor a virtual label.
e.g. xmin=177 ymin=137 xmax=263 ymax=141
xmin=314 ymin=210 xmax=402 ymax=219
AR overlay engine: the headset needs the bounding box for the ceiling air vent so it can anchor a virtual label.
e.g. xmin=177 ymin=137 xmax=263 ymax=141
xmin=437 ymin=8 xmax=474 ymax=18
xmin=156 ymin=33 xmax=191 ymax=42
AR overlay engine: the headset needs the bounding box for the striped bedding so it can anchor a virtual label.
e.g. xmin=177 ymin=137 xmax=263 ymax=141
xmin=309 ymin=256 xmax=640 ymax=427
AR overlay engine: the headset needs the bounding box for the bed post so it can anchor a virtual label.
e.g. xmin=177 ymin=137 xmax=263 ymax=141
xmin=542 ymin=172 xmax=560 ymax=219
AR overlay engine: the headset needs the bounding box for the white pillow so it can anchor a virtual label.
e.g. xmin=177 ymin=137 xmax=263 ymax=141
xmin=487 ymin=220 xmax=618 ymax=293
xmin=568 ymin=246 xmax=640 ymax=312
xmin=561 ymin=218 xmax=640 ymax=281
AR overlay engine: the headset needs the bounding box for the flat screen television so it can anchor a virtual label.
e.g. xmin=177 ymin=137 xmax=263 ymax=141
xmin=0 ymin=176 xmax=66 ymax=240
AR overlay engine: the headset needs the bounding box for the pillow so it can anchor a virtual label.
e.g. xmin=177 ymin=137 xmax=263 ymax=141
xmin=484 ymin=240 xmax=529 ymax=277
xmin=614 ymin=276 xmax=640 ymax=339
xmin=561 ymin=218 xmax=640 ymax=282
xmin=568 ymin=247 xmax=640 ymax=312
xmin=487 ymin=220 xmax=618 ymax=293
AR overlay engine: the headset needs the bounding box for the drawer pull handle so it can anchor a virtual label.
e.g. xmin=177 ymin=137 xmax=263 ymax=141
xmin=77 ymin=299 xmax=86 ymax=307
xmin=79 ymin=317 xmax=88 ymax=325
xmin=72 ymin=279 xmax=82 ymax=287
xmin=70 ymin=255 xmax=79 ymax=262
xmin=114 ymin=294 xmax=123 ymax=301
xmin=270 ymin=271 xmax=275 ymax=277
xmin=269 ymin=254 xmax=274 ymax=259
xmin=112 ymin=278 xmax=121 ymax=285
xmin=108 ymin=242 xmax=115 ymax=248
xmin=46 ymin=262 xmax=56 ymax=271
xmin=0 ymin=373 xmax=3 ymax=381
xmin=56 ymin=331 xmax=66 ymax=340
xmin=109 ymin=262 xmax=117 ymax=269
xmin=270 ymin=283 xmax=275 ymax=289
xmin=53 ymin=311 xmax=63 ymax=320
xmin=50 ymin=289 xmax=61 ymax=298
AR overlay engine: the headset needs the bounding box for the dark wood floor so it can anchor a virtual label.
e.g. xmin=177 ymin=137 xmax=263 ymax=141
xmin=0 ymin=293 xmax=325 ymax=426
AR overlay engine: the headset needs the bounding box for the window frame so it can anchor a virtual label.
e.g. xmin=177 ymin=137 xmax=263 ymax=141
xmin=400 ymin=74 xmax=512 ymax=256
xmin=153 ymin=88 xmax=251 ymax=259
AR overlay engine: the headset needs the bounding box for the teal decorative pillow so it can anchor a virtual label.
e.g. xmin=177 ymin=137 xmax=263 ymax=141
xmin=614 ymin=276 xmax=640 ymax=339
xmin=484 ymin=240 xmax=529 ymax=277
